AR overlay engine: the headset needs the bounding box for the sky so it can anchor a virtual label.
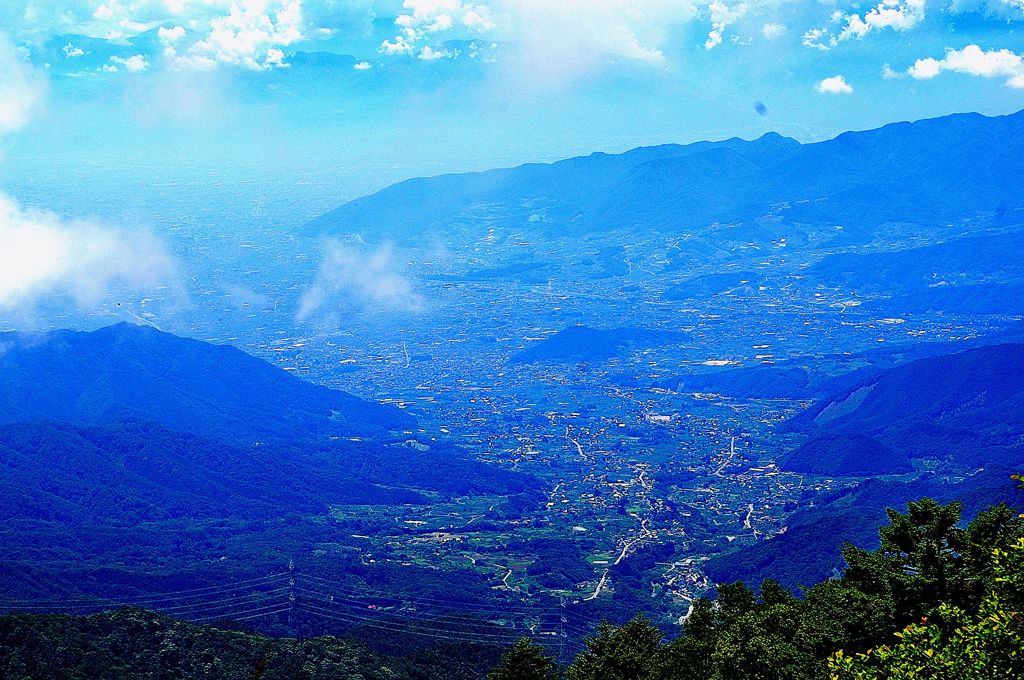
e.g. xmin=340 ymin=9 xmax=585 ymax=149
xmin=0 ymin=0 xmax=1023 ymax=178
xmin=0 ymin=1 xmax=1023 ymax=328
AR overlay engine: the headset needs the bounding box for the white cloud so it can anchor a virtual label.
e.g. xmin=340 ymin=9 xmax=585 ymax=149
xmin=705 ymin=1 xmax=748 ymax=50
xmin=382 ymin=0 xmax=494 ymax=56
xmin=183 ymin=0 xmax=301 ymax=70
xmin=110 ymin=54 xmax=150 ymax=72
xmin=462 ymin=8 xmax=495 ymax=31
xmin=381 ymin=0 xmax=699 ymax=86
xmin=381 ymin=34 xmax=415 ymax=55
xmin=93 ymin=4 xmax=116 ymax=22
xmin=63 ymin=43 xmax=86 ymax=58
xmin=0 ymin=196 xmax=181 ymax=313
xmin=353 ymin=60 xmax=372 ymax=70
xmin=908 ymin=56 xmax=942 ymax=79
xmin=264 ymin=47 xmax=287 ymax=66
xmin=882 ymin=62 xmax=902 ymax=79
xmin=158 ymin=25 xmax=186 ymax=43
xmin=297 ymin=241 xmax=424 ymax=322
xmin=0 ymin=36 xmax=47 ymax=136
xmin=418 ymin=45 xmax=448 ymax=60
xmin=948 ymin=0 xmax=1024 ymax=19
xmin=907 ymin=44 xmax=1024 ymax=87
xmin=761 ymin=22 xmax=786 ymax=39
xmin=839 ymin=0 xmax=926 ymax=40
xmin=0 ymin=35 xmax=181 ymax=317
xmin=802 ymin=26 xmax=832 ymax=50
xmin=816 ymin=74 xmax=853 ymax=93
xmin=804 ymin=1 xmax=926 ymax=50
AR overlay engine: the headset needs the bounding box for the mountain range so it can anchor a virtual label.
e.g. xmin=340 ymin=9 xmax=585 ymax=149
xmin=306 ymin=110 xmax=1024 ymax=243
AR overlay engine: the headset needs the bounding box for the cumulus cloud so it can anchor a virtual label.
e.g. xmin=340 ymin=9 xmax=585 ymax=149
xmin=839 ymin=0 xmax=926 ymax=39
xmin=172 ymin=0 xmax=302 ymax=70
xmin=5 ymin=1 xmax=305 ymax=72
xmin=110 ymin=54 xmax=150 ymax=72
xmin=907 ymin=44 xmax=1024 ymax=87
xmin=158 ymin=25 xmax=186 ymax=43
xmin=381 ymin=0 xmax=495 ymax=56
xmin=297 ymin=241 xmax=424 ymax=322
xmin=705 ymin=1 xmax=748 ymax=50
xmin=418 ymin=45 xmax=450 ymax=60
xmin=804 ymin=0 xmax=925 ymax=50
xmin=816 ymin=74 xmax=853 ymax=93
xmin=380 ymin=0 xmax=699 ymax=89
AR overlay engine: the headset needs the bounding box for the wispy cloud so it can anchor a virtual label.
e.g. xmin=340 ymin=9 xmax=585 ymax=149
xmin=0 ymin=197 xmax=182 ymax=313
xmin=297 ymin=241 xmax=424 ymax=323
xmin=0 ymin=35 xmax=46 ymax=136
xmin=706 ymin=1 xmax=748 ymax=50
xmin=0 ymin=34 xmax=182 ymax=319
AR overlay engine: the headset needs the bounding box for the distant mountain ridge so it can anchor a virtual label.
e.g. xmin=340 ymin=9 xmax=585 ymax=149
xmin=0 ymin=323 xmax=413 ymax=440
xmin=306 ymin=110 xmax=1024 ymax=241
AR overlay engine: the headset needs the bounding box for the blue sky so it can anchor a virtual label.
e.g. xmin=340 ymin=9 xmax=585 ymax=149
xmin=2 ymin=0 xmax=1024 ymax=177
xmin=0 ymin=1 xmax=1023 ymax=328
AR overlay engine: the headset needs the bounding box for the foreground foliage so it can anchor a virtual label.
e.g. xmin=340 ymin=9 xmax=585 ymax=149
xmin=830 ymin=536 xmax=1024 ymax=679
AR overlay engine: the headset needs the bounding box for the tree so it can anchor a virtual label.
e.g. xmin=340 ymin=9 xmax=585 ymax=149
xmin=830 ymin=538 xmax=1024 ymax=679
xmin=489 ymin=638 xmax=559 ymax=680
xmin=566 ymin=614 xmax=665 ymax=680
xmin=878 ymin=498 xmax=963 ymax=612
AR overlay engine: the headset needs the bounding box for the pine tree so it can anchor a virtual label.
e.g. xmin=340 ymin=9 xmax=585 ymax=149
xmin=488 ymin=638 xmax=559 ymax=680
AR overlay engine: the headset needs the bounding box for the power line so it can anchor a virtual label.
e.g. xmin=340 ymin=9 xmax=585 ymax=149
xmin=0 ymin=570 xmax=606 ymax=651
xmin=192 ymin=603 xmax=292 ymax=624
xmin=295 ymin=591 xmax=532 ymax=635
xmin=295 ymin=586 xmax=551 ymax=624
xmin=297 ymin=603 xmax=525 ymax=645
xmin=0 ymin=573 xmax=291 ymax=606
xmin=299 ymin=573 xmax=547 ymax=613
xmin=294 ymin=602 xmax=524 ymax=639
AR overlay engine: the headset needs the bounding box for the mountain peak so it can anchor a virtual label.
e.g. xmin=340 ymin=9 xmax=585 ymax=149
xmin=0 ymin=324 xmax=414 ymax=440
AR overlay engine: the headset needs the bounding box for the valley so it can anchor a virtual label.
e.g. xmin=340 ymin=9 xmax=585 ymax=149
xmin=2 ymin=111 xmax=1023 ymax=650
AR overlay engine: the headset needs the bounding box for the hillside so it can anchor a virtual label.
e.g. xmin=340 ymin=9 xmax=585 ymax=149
xmin=0 ymin=323 xmax=414 ymax=440
xmin=306 ymin=110 xmax=1024 ymax=242
xmin=705 ymin=465 xmax=1020 ymax=590
xmin=808 ymin=230 xmax=1024 ymax=297
xmin=0 ymin=419 xmax=542 ymax=602
xmin=778 ymin=343 xmax=1024 ymax=476
xmin=0 ymin=420 xmax=538 ymax=526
